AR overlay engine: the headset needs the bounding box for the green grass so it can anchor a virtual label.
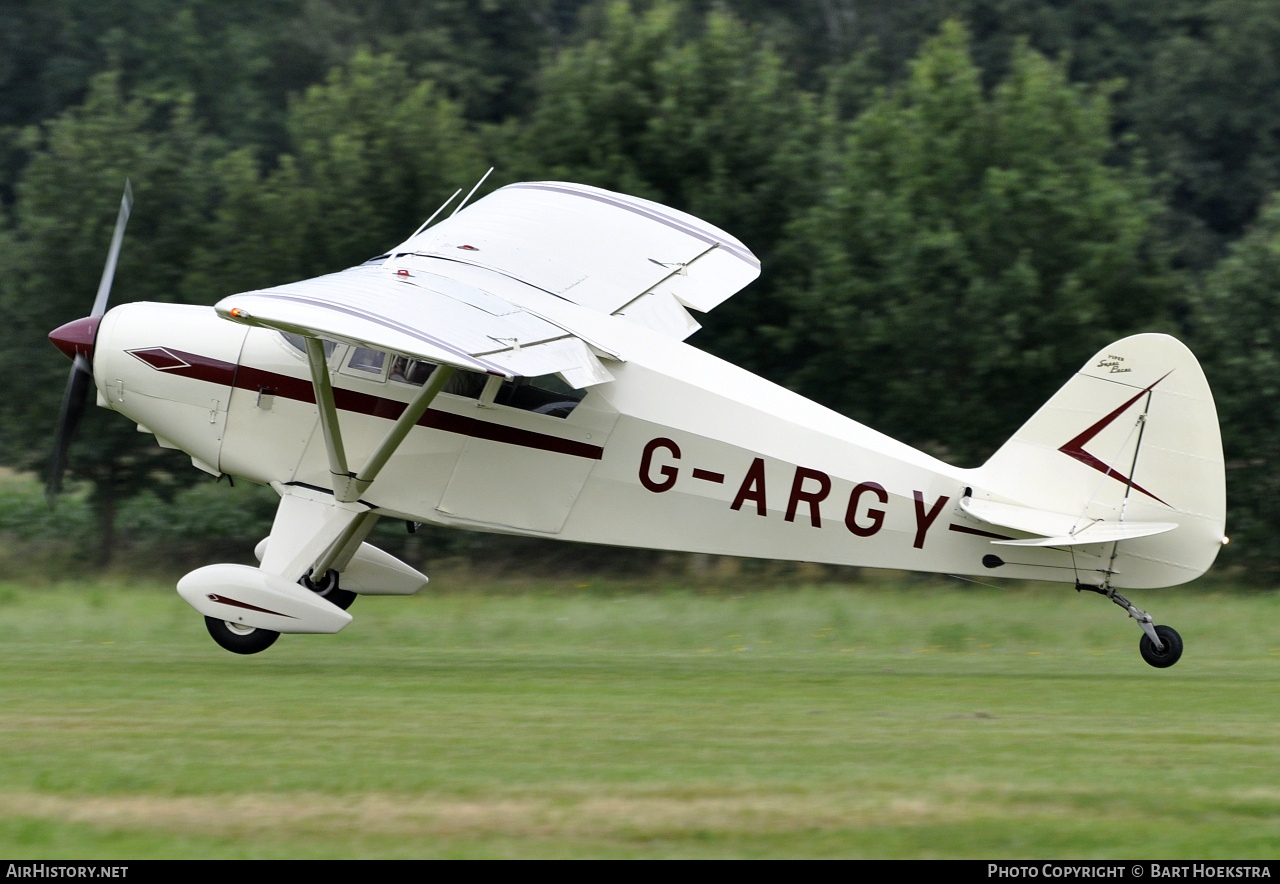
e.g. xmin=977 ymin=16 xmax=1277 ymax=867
xmin=1 ymin=574 xmax=1279 ymax=858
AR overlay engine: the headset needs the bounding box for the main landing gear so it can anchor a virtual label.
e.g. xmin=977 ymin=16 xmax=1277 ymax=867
xmin=204 ymin=570 xmax=356 ymax=655
xmin=205 ymin=616 xmax=280 ymax=655
xmin=1078 ymin=583 xmax=1183 ymax=668
xmin=301 ymin=568 xmax=357 ymax=611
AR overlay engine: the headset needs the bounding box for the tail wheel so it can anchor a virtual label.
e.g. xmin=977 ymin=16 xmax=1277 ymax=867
xmin=205 ymin=616 xmax=280 ymax=655
xmin=1139 ymin=624 xmax=1183 ymax=668
xmin=1078 ymin=585 xmax=1185 ymax=669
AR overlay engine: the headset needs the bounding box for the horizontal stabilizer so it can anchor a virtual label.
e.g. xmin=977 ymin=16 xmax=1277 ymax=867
xmin=961 ymin=497 xmax=1079 ymax=537
xmin=991 ymin=522 xmax=1178 ymax=547
xmin=960 ymin=497 xmax=1177 ymax=547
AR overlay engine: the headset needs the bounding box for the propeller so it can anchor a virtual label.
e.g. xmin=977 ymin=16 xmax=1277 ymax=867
xmin=45 ymin=180 xmax=133 ymax=506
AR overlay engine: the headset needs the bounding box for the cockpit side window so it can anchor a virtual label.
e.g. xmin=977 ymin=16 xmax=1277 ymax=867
xmin=387 ymin=357 xmax=582 ymax=416
xmin=389 ymin=355 xmax=437 ymax=386
xmin=347 ymin=347 xmax=386 ymax=374
xmin=389 ymin=356 xmax=486 ymax=398
xmin=494 ymin=374 xmax=586 ymax=418
xmin=278 ymin=336 xmax=586 ymax=417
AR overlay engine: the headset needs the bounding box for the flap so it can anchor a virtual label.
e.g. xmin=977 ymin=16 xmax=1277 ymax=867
xmin=614 ymin=289 xmax=702 ymax=340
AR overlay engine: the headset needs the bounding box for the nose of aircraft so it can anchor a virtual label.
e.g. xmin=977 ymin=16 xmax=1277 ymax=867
xmin=49 ymin=316 xmax=101 ymax=363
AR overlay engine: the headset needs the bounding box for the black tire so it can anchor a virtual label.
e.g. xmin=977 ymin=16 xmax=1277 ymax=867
xmin=302 ymin=568 xmax=357 ymax=611
xmin=205 ymin=616 xmax=280 ymax=655
xmin=1139 ymin=624 xmax=1183 ymax=668
xmin=315 ymin=585 xmax=357 ymax=610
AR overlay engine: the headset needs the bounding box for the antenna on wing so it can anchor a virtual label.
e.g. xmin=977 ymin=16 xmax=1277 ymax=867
xmin=451 ymin=167 xmax=494 ymax=217
xmin=408 ymin=188 xmax=462 ymax=242
xmin=384 ymin=168 xmax=494 ymax=270
xmin=383 ymin=187 xmax=463 ymax=274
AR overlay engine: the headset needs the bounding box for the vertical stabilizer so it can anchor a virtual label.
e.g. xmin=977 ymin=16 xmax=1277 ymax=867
xmin=975 ymin=334 xmax=1225 ymax=588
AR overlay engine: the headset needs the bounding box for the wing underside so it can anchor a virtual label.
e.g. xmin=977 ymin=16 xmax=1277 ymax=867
xmin=216 ymin=263 xmax=615 ymax=389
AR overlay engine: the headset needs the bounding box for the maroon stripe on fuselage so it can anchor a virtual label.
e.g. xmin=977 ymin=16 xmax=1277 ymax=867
xmin=142 ymin=349 xmax=604 ymax=460
xmin=419 ymin=408 xmax=603 ymax=458
xmin=948 ymin=523 xmax=1014 ymax=541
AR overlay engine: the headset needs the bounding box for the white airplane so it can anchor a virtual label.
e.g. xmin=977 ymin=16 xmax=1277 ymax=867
xmin=47 ymin=180 xmax=1226 ymax=666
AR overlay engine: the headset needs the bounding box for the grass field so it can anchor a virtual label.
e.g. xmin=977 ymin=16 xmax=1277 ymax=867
xmin=1 ymin=573 xmax=1278 ymax=858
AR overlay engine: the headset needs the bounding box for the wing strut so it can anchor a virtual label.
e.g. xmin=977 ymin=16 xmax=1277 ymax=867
xmin=302 ymin=337 xmax=456 ymax=502
xmin=304 ymin=338 xmax=355 ymax=499
xmin=349 ymin=364 xmax=456 ymax=499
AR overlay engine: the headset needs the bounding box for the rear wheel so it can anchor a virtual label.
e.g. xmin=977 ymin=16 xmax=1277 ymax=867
xmin=1139 ymin=624 xmax=1183 ymax=668
xmin=205 ymin=616 xmax=280 ymax=655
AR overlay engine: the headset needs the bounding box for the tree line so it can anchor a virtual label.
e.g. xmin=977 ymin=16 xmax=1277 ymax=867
xmin=2 ymin=0 xmax=1279 ymax=577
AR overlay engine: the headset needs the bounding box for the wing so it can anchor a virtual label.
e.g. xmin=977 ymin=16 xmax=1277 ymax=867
xmin=192 ymin=182 xmax=763 ymax=634
xmin=215 ymin=181 xmax=762 ymax=361
xmin=215 ymin=262 xmax=615 ymax=389
xmin=402 ymin=181 xmax=761 ymax=324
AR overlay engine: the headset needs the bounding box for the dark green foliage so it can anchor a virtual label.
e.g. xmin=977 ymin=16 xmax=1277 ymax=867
xmin=186 ymin=50 xmax=487 ymax=300
xmin=0 ymin=1 xmax=1278 ymax=572
xmin=781 ymin=23 xmax=1171 ymax=464
xmin=0 ymin=73 xmax=224 ymax=562
xmin=1127 ymin=0 xmax=1280 ymax=268
xmin=1193 ymin=198 xmax=1280 ymax=573
xmin=0 ymin=1 xmax=585 ymax=183
xmin=509 ymin=1 xmax=822 ymax=375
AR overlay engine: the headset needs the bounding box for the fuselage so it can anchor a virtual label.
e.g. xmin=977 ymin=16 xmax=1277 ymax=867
xmin=44 ymin=180 xmax=1225 ymax=665
xmin=85 ymin=292 xmax=1116 ymax=587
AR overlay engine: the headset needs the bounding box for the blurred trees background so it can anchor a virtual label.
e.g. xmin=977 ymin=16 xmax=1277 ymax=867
xmin=1 ymin=0 xmax=1279 ymax=577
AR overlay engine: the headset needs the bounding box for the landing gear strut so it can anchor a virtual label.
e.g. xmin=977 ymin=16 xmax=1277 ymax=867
xmin=1078 ymin=583 xmax=1183 ymax=668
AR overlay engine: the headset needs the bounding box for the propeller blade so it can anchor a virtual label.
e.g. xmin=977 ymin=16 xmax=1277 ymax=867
xmin=45 ymin=356 xmax=93 ymax=505
xmin=46 ymin=179 xmax=134 ymax=506
xmin=89 ymin=179 xmax=133 ymax=319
